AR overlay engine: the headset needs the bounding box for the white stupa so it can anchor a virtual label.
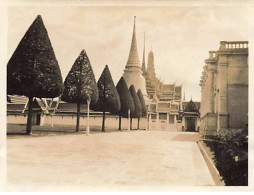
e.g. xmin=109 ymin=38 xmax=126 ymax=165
xmin=123 ymin=16 xmax=147 ymax=98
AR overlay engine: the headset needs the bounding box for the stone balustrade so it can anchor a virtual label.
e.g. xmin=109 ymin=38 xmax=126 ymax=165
xmin=209 ymin=51 xmax=216 ymax=59
xmin=220 ymin=41 xmax=248 ymax=50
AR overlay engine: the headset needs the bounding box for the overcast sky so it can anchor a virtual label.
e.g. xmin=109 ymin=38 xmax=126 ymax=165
xmin=8 ymin=6 xmax=253 ymax=101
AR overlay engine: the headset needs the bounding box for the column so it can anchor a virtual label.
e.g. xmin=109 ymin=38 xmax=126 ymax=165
xmin=207 ymin=67 xmax=215 ymax=113
xmin=217 ymin=55 xmax=229 ymax=130
xmin=182 ymin=117 xmax=185 ymax=131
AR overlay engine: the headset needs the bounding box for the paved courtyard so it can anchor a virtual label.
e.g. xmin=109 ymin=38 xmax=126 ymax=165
xmin=6 ymin=131 xmax=215 ymax=191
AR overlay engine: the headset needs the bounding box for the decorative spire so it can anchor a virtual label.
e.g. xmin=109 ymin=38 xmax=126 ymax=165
xmin=141 ymin=32 xmax=146 ymax=73
xmin=125 ymin=16 xmax=141 ymax=68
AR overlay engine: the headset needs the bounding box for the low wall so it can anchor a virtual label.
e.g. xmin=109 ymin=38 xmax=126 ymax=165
xmin=6 ymin=114 xmax=147 ymax=130
xmin=7 ymin=114 xmax=27 ymax=124
xmin=43 ymin=115 xmax=147 ymax=130
xmin=148 ymin=122 xmax=182 ymax=131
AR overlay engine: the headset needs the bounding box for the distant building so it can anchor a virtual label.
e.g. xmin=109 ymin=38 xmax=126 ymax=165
xmin=180 ymin=100 xmax=200 ymax=132
xmin=147 ymin=83 xmax=184 ymax=131
xmin=199 ymin=41 xmax=248 ymax=136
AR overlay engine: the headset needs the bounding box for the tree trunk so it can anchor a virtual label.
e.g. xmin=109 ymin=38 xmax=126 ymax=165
xmin=76 ymin=101 xmax=81 ymax=132
xmin=118 ymin=114 xmax=121 ymax=130
xmin=86 ymin=99 xmax=90 ymax=136
xmin=26 ymin=96 xmax=33 ymax=135
xmin=128 ymin=108 xmax=130 ymax=131
xmin=137 ymin=117 xmax=140 ymax=130
xmin=102 ymin=110 xmax=105 ymax=132
xmin=130 ymin=117 xmax=132 ymax=130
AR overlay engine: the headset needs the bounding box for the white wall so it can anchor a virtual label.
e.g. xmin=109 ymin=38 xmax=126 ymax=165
xmin=7 ymin=115 xmax=27 ymax=124
xmin=38 ymin=115 xmax=147 ymax=129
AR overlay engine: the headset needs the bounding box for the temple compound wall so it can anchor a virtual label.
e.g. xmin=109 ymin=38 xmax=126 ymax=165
xmin=199 ymin=41 xmax=248 ymax=136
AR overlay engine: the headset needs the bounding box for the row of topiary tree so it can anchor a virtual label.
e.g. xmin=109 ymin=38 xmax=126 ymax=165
xmin=7 ymin=15 xmax=147 ymax=135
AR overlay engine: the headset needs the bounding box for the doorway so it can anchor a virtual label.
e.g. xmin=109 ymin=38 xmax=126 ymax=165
xmin=186 ymin=117 xmax=196 ymax=132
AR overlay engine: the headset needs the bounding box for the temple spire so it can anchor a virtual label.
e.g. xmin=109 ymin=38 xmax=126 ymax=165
xmin=125 ymin=16 xmax=141 ymax=68
xmin=141 ymin=32 xmax=146 ymax=73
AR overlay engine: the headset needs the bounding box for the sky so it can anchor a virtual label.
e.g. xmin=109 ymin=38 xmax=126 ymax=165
xmin=7 ymin=6 xmax=253 ymax=101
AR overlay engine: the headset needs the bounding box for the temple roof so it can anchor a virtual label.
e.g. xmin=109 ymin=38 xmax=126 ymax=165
xmin=161 ymin=84 xmax=175 ymax=93
xmin=125 ymin=16 xmax=141 ymax=69
xmin=7 ymin=95 xmax=27 ymax=104
xmin=183 ymin=100 xmax=200 ymax=113
xmin=56 ymin=102 xmax=88 ymax=113
xmin=7 ymin=104 xmax=26 ymax=113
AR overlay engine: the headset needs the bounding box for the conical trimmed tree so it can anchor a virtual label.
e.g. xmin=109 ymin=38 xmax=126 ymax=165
xmin=61 ymin=49 xmax=98 ymax=133
xmin=116 ymin=77 xmax=134 ymax=130
xmin=137 ymin=89 xmax=147 ymax=129
xmin=91 ymin=65 xmax=120 ymax=131
xmin=7 ymin=15 xmax=63 ymax=134
xmin=129 ymin=85 xmax=142 ymax=130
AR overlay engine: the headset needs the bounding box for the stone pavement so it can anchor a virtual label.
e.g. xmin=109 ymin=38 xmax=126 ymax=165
xmin=6 ymin=131 xmax=215 ymax=191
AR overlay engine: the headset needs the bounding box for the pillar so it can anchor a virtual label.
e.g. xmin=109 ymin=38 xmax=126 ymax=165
xmin=217 ymin=56 xmax=229 ymax=131
xmin=182 ymin=117 xmax=185 ymax=131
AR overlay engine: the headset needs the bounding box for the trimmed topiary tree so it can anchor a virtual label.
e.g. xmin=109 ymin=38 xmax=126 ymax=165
xmin=91 ymin=65 xmax=120 ymax=132
xmin=137 ymin=89 xmax=147 ymax=129
xmin=129 ymin=85 xmax=142 ymax=130
xmin=61 ymin=49 xmax=98 ymax=133
xmin=116 ymin=77 xmax=134 ymax=130
xmin=7 ymin=15 xmax=63 ymax=134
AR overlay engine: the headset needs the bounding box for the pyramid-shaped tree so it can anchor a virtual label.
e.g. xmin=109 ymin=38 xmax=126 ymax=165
xmin=7 ymin=15 xmax=63 ymax=134
xmin=116 ymin=77 xmax=134 ymax=130
xmin=129 ymin=85 xmax=142 ymax=130
xmin=137 ymin=89 xmax=147 ymax=129
xmin=61 ymin=50 xmax=98 ymax=133
xmin=91 ymin=65 xmax=120 ymax=132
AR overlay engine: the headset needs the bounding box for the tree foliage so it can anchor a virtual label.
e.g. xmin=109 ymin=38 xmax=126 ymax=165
xmin=116 ymin=77 xmax=134 ymax=118
xmin=137 ymin=89 xmax=147 ymax=117
xmin=61 ymin=49 xmax=98 ymax=105
xmin=7 ymin=15 xmax=63 ymax=134
xmin=7 ymin=15 xmax=63 ymax=98
xmin=91 ymin=65 xmax=120 ymax=113
xmin=129 ymin=85 xmax=142 ymax=118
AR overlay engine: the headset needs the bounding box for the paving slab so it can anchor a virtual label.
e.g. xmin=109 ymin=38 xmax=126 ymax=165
xmin=6 ymin=131 xmax=215 ymax=191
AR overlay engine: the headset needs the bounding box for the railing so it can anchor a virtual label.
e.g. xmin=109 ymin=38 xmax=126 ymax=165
xmin=209 ymin=51 xmax=216 ymax=59
xmin=220 ymin=41 xmax=248 ymax=50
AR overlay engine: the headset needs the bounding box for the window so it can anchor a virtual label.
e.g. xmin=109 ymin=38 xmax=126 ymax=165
xmin=150 ymin=104 xmax=157 ymax=111
xmin=151 ymin=114 xmax=157 ymax=120
xmin=159 ymin=113 xmax=167 ymax=120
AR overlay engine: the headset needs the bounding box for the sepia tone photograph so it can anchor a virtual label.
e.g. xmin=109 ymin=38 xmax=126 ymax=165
xmin=0 ymin=0 xmax=253 ymax=192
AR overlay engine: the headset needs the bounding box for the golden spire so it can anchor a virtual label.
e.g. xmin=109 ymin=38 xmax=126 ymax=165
xmin=141 ymin=32 xmax=146 ymax=73
xmin=125 ymin=16 xmax=141 ymax=68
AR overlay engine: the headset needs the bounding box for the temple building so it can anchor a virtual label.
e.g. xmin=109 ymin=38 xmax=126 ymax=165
xmin=180 ymin=99 xmax=200 ymax=132
xmin=199 ymin=41 xmax=248 ymax=136
xmin=141 ymin=33 xmax=163 ymax=99
xmin=123 ymin=17 xmax=147 ymax=98
xmin=147 ymin=83 xmax=184 ymax=131
xmin=135 ymin=29 xmax=185 ymax=131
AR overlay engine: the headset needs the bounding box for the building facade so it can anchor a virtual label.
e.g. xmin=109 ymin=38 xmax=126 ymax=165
xmin=147 ymin=83 xmax=184 ymax=131
xmin=199 ymin=41 xmax=248 ymax=136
